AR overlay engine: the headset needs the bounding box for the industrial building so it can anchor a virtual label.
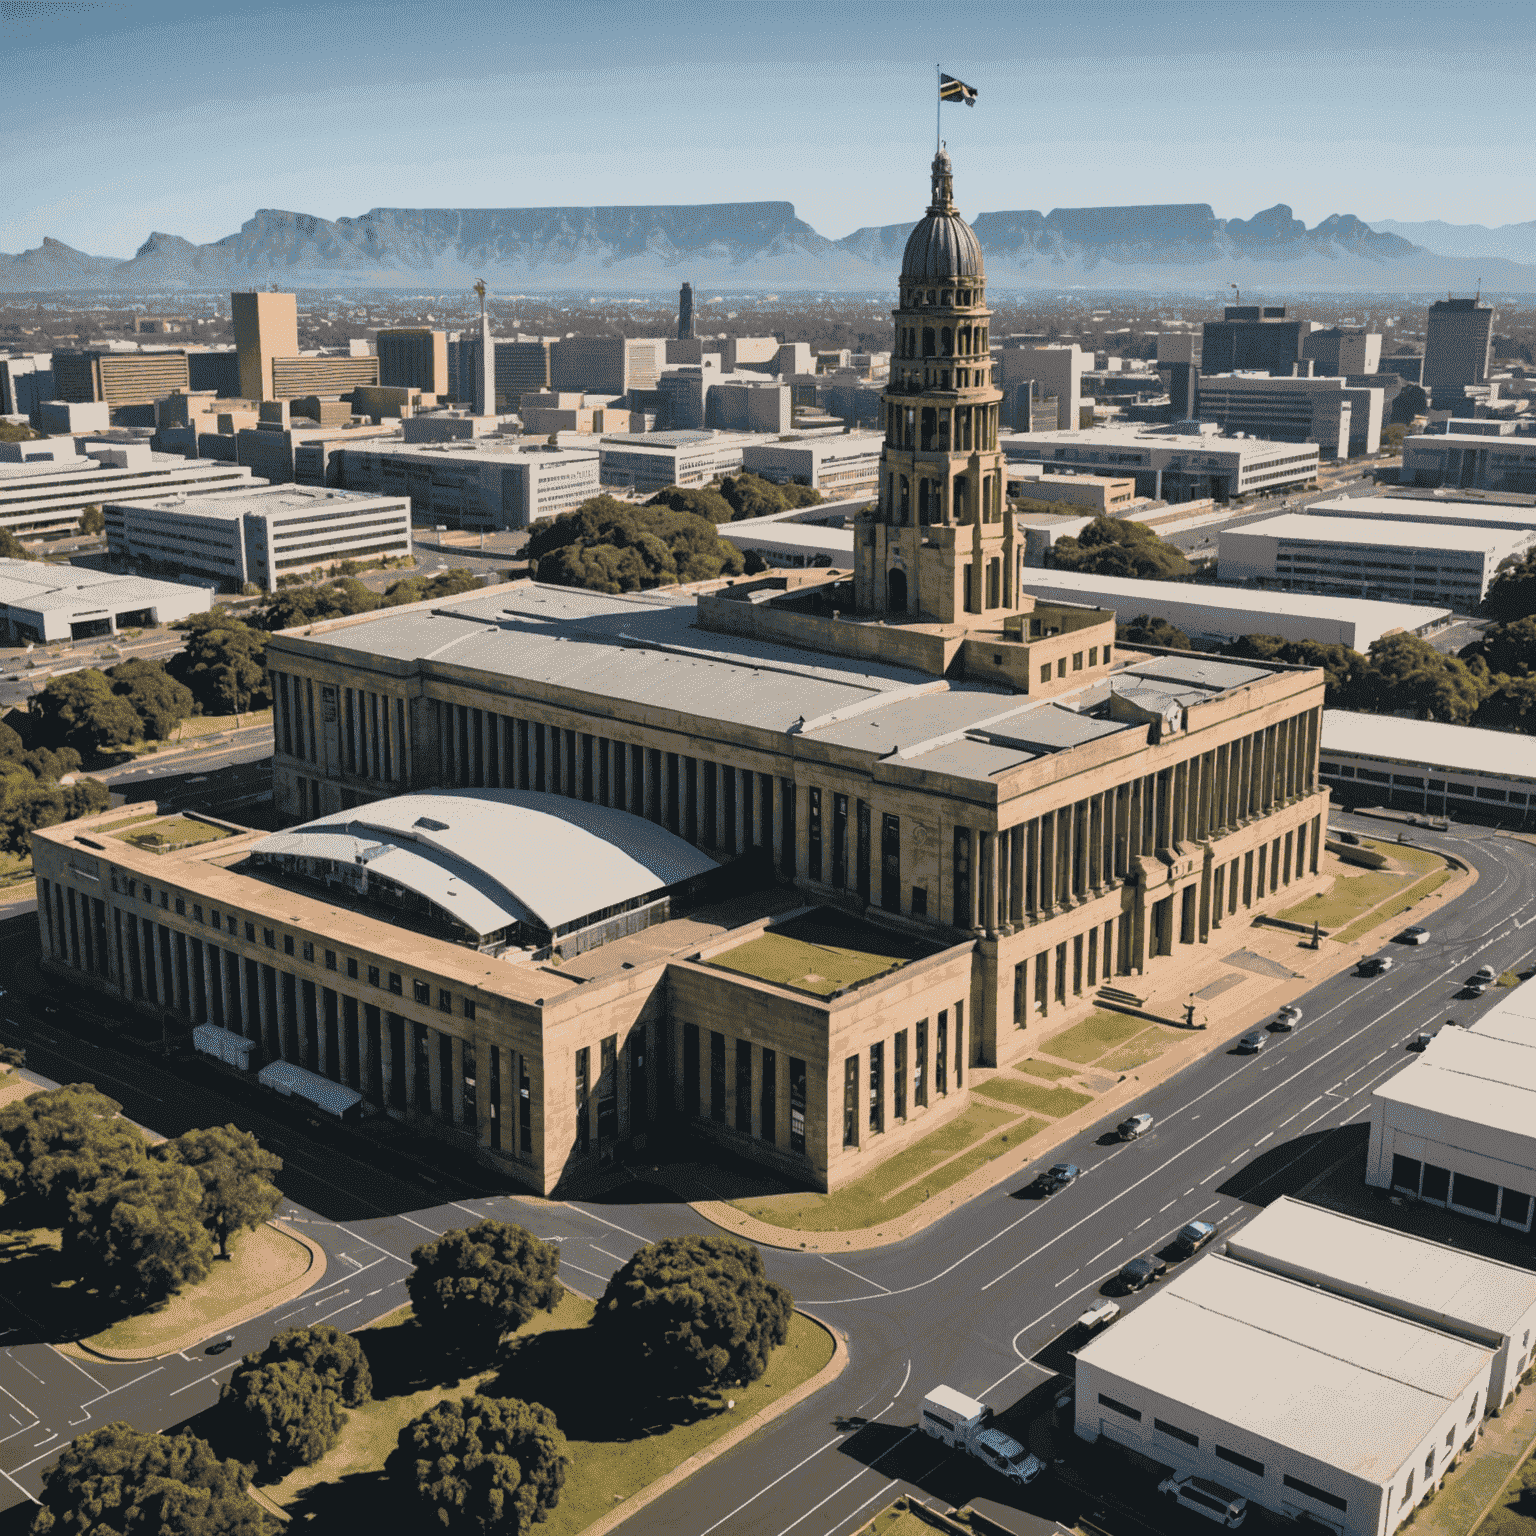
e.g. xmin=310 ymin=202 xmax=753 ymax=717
xmin=1016 ymin=570 xmax=1448 ymax=651
xmin=719 ymin=512 xmax=854 ymax=568
xmin=1219 ymin=512 xmax=1533 ymax=610
xmin=741 ymin=434 xmax=884 ymax=499
xmin=0 ymin=558 xmax=212 ymax=644
xmin=1001 ymin=424 xmax=1320 ymax=504
xmin=1401 ymin=426 xmax=1536 ymax=495
xmin=0 ymin=445 xmax=259 ymax=541
xmin=105 ymin=485 xmax=413 ymax=591
xmin=597 ymin=431 xmax=751 ymax=493
xmin=1007 ymin=468 xmax=1137 ymax=513
xmin=1194 ymin=374 xmax=1384 ymax=459
xmin=1319 ymin=710 xmax=1536 ymax=820
xmin=332 ymin=438 xmax=600 ymax=530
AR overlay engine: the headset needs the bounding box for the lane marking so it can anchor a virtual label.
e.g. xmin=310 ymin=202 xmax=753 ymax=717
xmin=821 ymin=1256 xmax=891 ymax=1295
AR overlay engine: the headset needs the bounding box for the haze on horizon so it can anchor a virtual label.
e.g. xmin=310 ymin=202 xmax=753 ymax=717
xmin=6 ymin=0 xmax=1532 ymax=259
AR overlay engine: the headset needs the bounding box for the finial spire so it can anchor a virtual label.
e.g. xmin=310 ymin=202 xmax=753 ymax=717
xmin=930 ymin=144 xmax=955 ymax=212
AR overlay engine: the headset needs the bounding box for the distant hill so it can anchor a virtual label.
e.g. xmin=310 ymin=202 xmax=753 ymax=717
xmin=1367 ymin=218 xmax=1536 ymax=265
xmin=5 ymin=200 xmax=1536 ymax=293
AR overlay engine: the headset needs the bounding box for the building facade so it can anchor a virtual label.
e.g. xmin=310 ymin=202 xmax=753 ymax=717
xmin=1423 ymin=298 xmax=1495 ymax=392
xmin=50 ymin=350 xmax=191 ymax=409
xmin=232 ymin=292 xmax=299 ymax=403
xmin=1402 ymin=427 xmax=1536 ymax=494
xmin=1195 ymin=374 xmax=1383 ymax=459
xmin=377 ymin=329 xmax=449 ymax=396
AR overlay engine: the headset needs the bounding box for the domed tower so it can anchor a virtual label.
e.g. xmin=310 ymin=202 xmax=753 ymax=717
xmin=856 ymin=147 xmax=1011 ymax=623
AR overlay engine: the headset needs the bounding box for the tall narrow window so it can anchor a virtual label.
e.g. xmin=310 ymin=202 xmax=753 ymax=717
xmin=843 ymin=1056 xmax=859 ymax=1148
xmin=575 ymin=1047 xmax=591 ymax=1156
xmin=519 ymin=1055 xmax=532 ymax=1153
xmin=915 ymin=1019 xmax=928 ymax=1107
xmin=683 ymin=1023 xmax=700 ymax=1118
xmin=869 ymin=1041 xmax=884 ymax=1134
xmin=790 ymin=1058 xmax=807 ymax=1153
xmin=597 ymin=1035 xmax=617 ymax=1142
xmin=808 ymin=788 xmax=823 ymax=883
xmin=760 ymin=1047 xmax=776 ymax=1144
xmin=710 ymin=1031 xmax=726 ymax=1123
xmin=954 ymin=1003 xmax=964 ymax=1088
xmin=893 ymin=1031 xmax=907 ymax=1120
xmin=953 ymin=827 xmax=972 ymax=928
xmin=628 ymin=1025 xmax=648 ymax=1130
xmin=881 ymin=813 xmax=902 ymax=913
xmin=856 ymin=801 xmax=872 ymax=903
xmin=832 ymin=794 xmax=849 ymax=888
xmin=735 ymin=1040 xmax=753 ymax=1135
xmin=936 ymin=1011 xmax=948 ymax=1096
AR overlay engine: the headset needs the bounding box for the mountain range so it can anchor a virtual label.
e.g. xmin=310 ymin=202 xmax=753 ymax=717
xmin=1366 ymin=218 xmax=1536 ymax=265
xmin=4 ymin=201 xmax=1534 ymax=293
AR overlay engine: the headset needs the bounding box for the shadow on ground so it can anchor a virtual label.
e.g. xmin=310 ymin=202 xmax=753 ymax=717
xmin=1217 ymin=1123 xmax=1369 ymax=1206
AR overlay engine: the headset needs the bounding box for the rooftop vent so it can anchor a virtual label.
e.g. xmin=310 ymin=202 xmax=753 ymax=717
xmin=413 ymin=816 xmax=450 ymax=832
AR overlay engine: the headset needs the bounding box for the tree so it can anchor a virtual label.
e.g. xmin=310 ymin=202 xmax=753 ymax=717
xmin=0 ymin=526 xmax=35 ymax=560
xmin=1475 ymin=676 xmax=1536 ymax=733
xmin=33 ymin=1421 xmax=265 ymax=1536
xmin=78 ymin=504 xmax=105 ymax=536
xmin=1050 ymin=516 xmax=1193 ymax=582
xmin=246 ymin=1322 xmax=371 ymax=1407
xmin=1463 ymin=616 xmax=1536 ymax=677
xmin=168 ymin=611 xmax=269 ymax=714
xmin=526 ymin=496 xmax=744 ymax=593
xmin=386 ymin=1394 xmax=570 ymax=1536
xmin=106 ymin=658 xmax=194 ymax=741
xmin=1119 ymin=614 xmax=1191 ymax=650
xmin=33 ymin=670 xmax=143 ymax=759
xmin=1390 ymin=383 xmax=1428 ymax=424
xmin=647 ymin=484 xmax=734 ymax=523
xmin=0 ymin=1083 xmax=147 ymax=1222
xmin=1484 ymin=551 xmax=1536 ymax=624
xmin=1221 ymin=634 xmax=1372 ymax=709
xmin=594 ymin=1234 xmax=792 ymax=1397
xmin=1359 ymin=632 xmax=1490 ymax=723
xmin=63 ymin=1156 xmax=215 ymax=1306
xmin=157 ymin=1124 xmax=283 ymax=1258
xmin=220 ymin=1357 xmax=346 ymax=1476
xmin=406 ymin=1220 xmax=563 ymax=1354
xmin=378 ymin=568 xmax=483 ymax=607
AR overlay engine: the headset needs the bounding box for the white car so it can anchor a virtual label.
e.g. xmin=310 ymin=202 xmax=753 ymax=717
xmin=1473 ymin=965 xmax=1498 ymax=984
xmin=1076 ymin=1299 xmax=1122 ymax=1333
xmin=1397 ymin=927 xmax=1430 ymax=945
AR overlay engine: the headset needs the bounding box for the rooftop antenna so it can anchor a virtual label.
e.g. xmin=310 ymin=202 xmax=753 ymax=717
xmin=1231 ymin=283 xmax=1240 ymax=306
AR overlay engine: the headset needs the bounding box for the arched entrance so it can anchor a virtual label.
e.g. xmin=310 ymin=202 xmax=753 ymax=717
xmin=887 ymin=567 xmax=908 ymax=613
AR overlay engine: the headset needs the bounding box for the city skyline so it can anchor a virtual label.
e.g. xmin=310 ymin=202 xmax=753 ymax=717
xmin=5 ymin=0 xmax=1532 ymax=258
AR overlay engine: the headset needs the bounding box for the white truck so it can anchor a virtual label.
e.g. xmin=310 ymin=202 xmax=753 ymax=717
xmin=920 ymin=1385 xmax=1044 ymax=1485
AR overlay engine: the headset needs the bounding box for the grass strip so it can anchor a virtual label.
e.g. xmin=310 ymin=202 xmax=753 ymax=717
xmin=1280 ymin=868 xmax=1409 ymax=928
xmin=1043 ymin=1010 xmax=1151 ymax=1063
xmin=1100 ymin=1030 xmax=1182 ymax=1072
xmin=1017 ymin=1058 xmax=1078 ymax=1082
xmin=120 ymin=814 xmax=238 ymax=851
xmin=971 ymin=1078 xmax=1092 ymax=1116
xmin=1332 ymin=868 xmax=1453 ymax=946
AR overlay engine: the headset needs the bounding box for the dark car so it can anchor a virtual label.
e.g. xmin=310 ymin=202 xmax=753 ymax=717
xmin=1336 ymin=830 xmax=1361 ymax=846
xmin=1035 ymin=1162 xmax=1082 ymax=1195
xmin=1171 ymin=1219 xmax=1218 ymax=1257
xmin=1358 ymin=955 xmax=1394 ymax=977
xmin=1117 ymin=1254 xmax=1168 ymax=1292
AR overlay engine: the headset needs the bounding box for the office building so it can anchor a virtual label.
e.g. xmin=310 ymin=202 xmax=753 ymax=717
xmin=0 ymin=449 xmax=258 ymax=542
xmin=1194 ymin=374 xmax=1383 ymax=458
xmin=597 ymin=431 xmax=751 ymax=494
xmin=720 ymin=337 xmax=780 ymax=373
xmin=333 ymin=439 xmax=600 ymax=530
xmin=50 ymin=349 xmax=191 ymax=411
xmin=550 ymin=337 xmax=665 ymax=396
xmin=1302 ymin=328 xmax=1382 ymax=377
xmin=0 ymin=558 xmax=212 ymax=644
xmin=710 ymin=380 xmax=791 ymax=434
xmin=1007 ymin=469 xmax=1136 ymax=513
xmin=1308 ymin=492 xmax=1536 ymax=534
xmin=741 ymin=434 xmax=883 ymax=499
xmin=1319 ymin=709 xmax=1536 ymax=819
xmin=997 ymin=344 xmax=1084 ymax=432
xmin=1075 ymin=1247 xmax=1501 ymax=1536
xmin=187 ymin=349 xmax=241 ymax=398
xmin=1200 ymin=305 xmax=1312 ymax=376
xmin=1381 ymin=355 xmax=1425 ymax=385
xmin=519 ymin=393 xmax=645 ymax=436
xmin=106 ymin=484 xmax=412 ymax=591
xmin=1002 ymin=424 xmax=1319 ymax=504
xmin=1156 ymin=333 xmax=1200 ymax=368
xmin=232 ymin=291 xmax=299 ymax=403
xmin=496 ymin=340 xmax=551 ymax=411
xmin=377 ymin=330 xmax=448 ymax=396
xmin=719 ymin=513 xmax=855 ymax=568
xmin=1219 ymin=512 xmax=1532 ymax=609
xmin=1423 ymin=298 xmax=1495 ymax=392
xmin=269 ymin=355 xmax=380 ymax=400
xmin=234 ymin=422 xmax=396 ymax=488
xmin=38 ymin=400 xmax=111 ymax=435
xmin=0 ymin=354 xmax=55 ymax=422
xmin=678 ymin=282 xmax=694 ymax=341
xmin=1401 ymin=427 xmax=1536 ymax=494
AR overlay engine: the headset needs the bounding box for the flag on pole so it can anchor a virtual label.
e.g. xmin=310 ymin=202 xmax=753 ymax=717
xmin=939 ymin=73 xmax=977 ymax=107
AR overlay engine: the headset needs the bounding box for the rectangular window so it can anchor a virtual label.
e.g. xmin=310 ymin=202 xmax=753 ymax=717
xmin=346 ymin=956 xmax=358 ymax=979
xmin=893 ymin=1031 xmax=907 ymax=1119
xmin=832 ymin=794 xmax=848 ymax=888
xmin=193 ymin=904 xmax=203 ymax=924
xmin=1057 ymin=657 xmax=1066 ymax=678
xmin=1155 ymin=1419 xmax=1200 ymax=1447
xmin=263 ymin=927 xmax=275 ymax=948
xmin=683 ymin=1023 xmax=700 ymax=1119
xmin=1040 ymin=663 xmax=1051 ymax=684
xmin=915 ymin=1019 xmax=928 ymax=1107
xmin=367 ymin=964 xmax=380 ymax=987
xmin=1283 ymin=1476 xmax=1348 ymax=1513
xmin=843 ymin=1055 xmax=859 ymax=1148
xmin=1098 ymin=1393 xmax=1141 ymax=1422
xmin=325 ymin=949 xmax=337 ymax=971
xmin=1215 ymin=1446 xmax=1264 ymax=1478
xmin=736 ymin=1040 xmax=753 ymax=1135
xmin=207 ymin=907 xmax=217 ymax=927
xmin=954 ymin=1002 xmax=963 ymax=1088
xmin=302 ymin=940 xmax=313 ymax=962
xmin=175 ymin=898 xmax=186 ymax=916
xmin=245 ymin=921 xmax=256 ymax=942
xmin=808 ymin=787 xmax=823 ymax=883
xmin=1072 ymin=651 xmax=1083 ymax=671
xmin=1089 ymin=647 xmax=1098 ymax=666
xmin=284 ymin=934 xmax=294 ymax=955
xmin=936 ymin=1011 xmax=948 ymax=1096
xmin=856 ymin=800 xmax=871 ymax=904
xmin=575 ymin=1046 xmax=590 ymax=1156
xmin=910 ymin=885 xmax=926 ymax=917
xmin=1452 ymin=1172 xmax=1500 ymax=1216
xmin=389 ymin=971 xmax=403 ymax=996
xmin=710 ymin=1031 xmax=726 ymax=1123
xmin=952 ymin=827 xmax=972 ymax=927
xmin=881 ymin=813 xmax=901 ymax=913
xmin=598 ymin=1035 xmax=617 ymax=1141
xmin=413 ymin=979 xmax=430 ymax=1004
xmin=463 ymin=999 xmax=476 ymax=1021
xmin=437 ymin=988 xmax=452 ymax=1013
xmin=1391 ymin=1154 xmax=1423 ymax=1194
xmin=869 ymin=1040 xmax=884 ymax=1134
xmin=1014 ymin=960 xmax=1026 ymax=1026
xmin=760 ymin=1047 xmax=776 ymax=1144
xmin=789 ymin=1057 xmax=806 ymax=1153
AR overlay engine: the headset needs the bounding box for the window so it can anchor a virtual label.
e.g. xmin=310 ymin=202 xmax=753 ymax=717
xmin=598 ymin=1035 xmax=618 ymax=1141
xmin=389 ymin=971 xmax=402 ymax=996
xmin=413 ymin=979 xmax=430 ymax=1004
xmin=1089 ymin=647 xmax=1098 ymax=665
xmin=869 ymin=1041 xmax=884 ymax=1134
xmin=832 ymin=793 xmax=848 ymax=888
xmin=843 ymin=1055 xmax=859 ymax=1147
xmin=347 ymin=957 xmax=358 ymax=979
xmin=936 ymin=1011 xmax=948 ymax=1096
xmin=575 ymin=1046 xmax=590 ymax=1156
xmin=463 ymin=999 xmax=476 ymax=1021
xmin=226 ymin=914 xmax=237 ymax=934
xmin=208 ymin=908 xmax=219 ymax=927
xmin=808 ymin=787 xmax=823 ymax=882
xmin=789 ymin=1057 xmax=806 ymax=1153
xmin=324 ymin=949 xmax=337 ymax=971
xmin=911 ymin=885 xmax=927 ymax=916
xmin=245 ymin=921 xmax=256 ymax=942
xmin=736 ymin=1041 xmax=752 ymax=1134
xmin=193 ymin=905 xmax=203 ymax=924
xmin=1040 ymin=664 xmax=1051 ymax=684
xmin=302 ymin=940 xmax=314 ymax=962
xmin=368 ymin=964 xmax=380 ymax=987
xmin=1402 ymin=1472 xmax=1415 ymax=1506
xmin=710 ymin=1031 xmax=726 ymax=1123
xmin=1072 ymin=651 xmax=1083 ymax=671
xmin=1283 ymin=1477 xmax=1347 ymax=1514
xmin=880 ymin=813 xmax=901 ymax=913
xmin=894 ymin=1030 xmax=907 ymax=1120
xmin=1215 ymin=1446 xmax=1264 ymax=1478
xmin=1103 ymin=644 xmax=1112 ymax=663
xmin=175 ymin=897 xmax=186 ymax=916
xmin=760 ymin=1047 xmax=776 ymax=1143
xmin=264 ymin=927 xmax=275 ymax=948
xmin=914 ymin=1019 xmax=928 ymax=1107
xmin=952 ymin=828 xmax=972 ymax=928
xmin=1452 ymin=1172 xmax=1499 ymax=1216
xmin=161 ymin=890 xmax=169 ymax=909
xmin=1057 ymin=657 xmax=1066 ymax=678
xmin=1392 ymin=1154 xmax=1422 ymax=1194
xmin=438 ymin=989 xmax=452 ymax=1013
xmin=1155 ymin=1419 xmax=1199 ymax=1447
xmin=284 ymin=935 xmax=295 ymax=956
xmin=1097 ymin=1393 xmax=1141 ymax=1422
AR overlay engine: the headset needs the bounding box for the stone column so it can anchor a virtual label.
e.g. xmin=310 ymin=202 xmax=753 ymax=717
xmin=1010 ymin=826 xmax=1025 ymax=923
xmin=381 ymin=1013 xmax=398 ymax=1109
xmin=980 ymin=832 xmax=997 ymax=934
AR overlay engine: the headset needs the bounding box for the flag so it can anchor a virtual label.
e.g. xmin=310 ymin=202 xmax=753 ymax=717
xmin=940 ymin=73 xmax=977 ymax=107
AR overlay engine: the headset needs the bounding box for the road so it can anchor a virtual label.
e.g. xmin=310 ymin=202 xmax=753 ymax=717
xmin=1162 ymin=472 xmax=1383 ymax=559
xmin=2 ymin=814 xmax=1534 ymax=1532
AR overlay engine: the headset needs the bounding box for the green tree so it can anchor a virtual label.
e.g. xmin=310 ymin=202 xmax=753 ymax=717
xmin=526 ymin=496 xmax=744 ymax=593
xmin=1463 ymin=616 xmax=1536 ymax=677
xmin=406 ymin=1220 xmax=563 ymax=1355
xmin=106 ymin=657 xmax=194 ymax=741
xmin=0 ymin=525 xmax=37 ymax=560
xmin=1050 ymin=516 xmax=1194 ymax=581
xmin=33 ymin=670 xmax=143 ymax=759
xmin=219 ymin=1357 xmax=345 ymax=1476
xmin=0 ymin=771 xmax=66 ymax=855
xmin=0 ymin=1083 xmax=147 ymax=1221
xmin=646 ymin=484 xmax=734 ymax=523
xmin=1221 ymin=634 xmax=1372 ymax=709
xmin=168 ymin=611 xmax=270 ymax=714
xmin=1380 ymin=423 xmax=1408 ymax=453
xmin=1484 ymin=551 xmax=1536 ymax=624
xmin=1119 ymin=614 xmax=1191 ymax=650
xmin=386 ymin=1394 xmax=571 ymax=1536
xmin=594 ymin=1234 xmax=792 ymax=1397
xmin=78 ymin=504 xmax=105 ymax=536
xmin=1360 ymin=632 xmax=1490 ymax=723
xmin=63 ymin=1156 xmax=215 ymax=1306
xmin=257 ymin=577 xmax=380 ymax=631
xmin=1475 ymin=676 xmax=1536 ymax=733
xmin=245 ymin=1322 xmax=371 ymax=1407
xmin=1390 ymin=383 xmax=1428 ymax=424
xmin=379 ymin=568 xmax=483 ymax=607
xmin=157 ymin=1124 xmax=283 ymax=1259
xmin=33 ymin=1421 xmax=266 ymax=1536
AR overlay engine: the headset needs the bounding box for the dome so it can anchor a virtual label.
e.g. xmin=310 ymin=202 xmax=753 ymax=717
xmin=900 ymin=146 xmax=984 ymax=282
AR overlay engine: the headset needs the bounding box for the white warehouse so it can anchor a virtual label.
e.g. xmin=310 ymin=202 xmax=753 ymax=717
xmin=0 ymin=558 xmax=212 ymax=644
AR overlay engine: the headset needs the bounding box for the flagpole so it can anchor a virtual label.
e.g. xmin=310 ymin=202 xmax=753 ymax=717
xmin=936 ymin=64 xmax=941 ymax=155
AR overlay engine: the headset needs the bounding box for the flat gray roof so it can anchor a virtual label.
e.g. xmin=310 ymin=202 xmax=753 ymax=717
xmin=109 ymin=485 xmax=409 ymax=520
xmin=1226 ymin=512 xmax=1531 ymax=555
xmin=0 ymin=557 xmax=210 ymax=615
xmin=1322 ymin=709 xmax=1536 ymax=783
xmin=1374 ymin=1030 xmax=1536 ymax=1144
xmin=1309 ymin=495 xmax=1536 ymax=531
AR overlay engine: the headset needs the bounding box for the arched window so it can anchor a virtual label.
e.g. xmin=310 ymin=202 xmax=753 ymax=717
xmin=887 ymin=567 xmax=908 ymax=613
xmin=920 ymin=407 xmax=936 ymax=452
xmin=904 ymin=407 xmax=915 ymax=449
xmin=941 ymin=327 xmax=953 ymax=356
xmin=962 ymin=407 xmax=973 ymax=452
xmin=922 ymin=328 xmax=936 ymax=358
xmin=927 ymin=289 xmax=936 ymax=305
xmin=942 ymin=290 xmax=952 ymax=306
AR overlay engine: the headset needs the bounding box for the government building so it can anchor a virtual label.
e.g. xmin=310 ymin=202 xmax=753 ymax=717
xmin=34 ymin=152 xmax=1330 ymax=1196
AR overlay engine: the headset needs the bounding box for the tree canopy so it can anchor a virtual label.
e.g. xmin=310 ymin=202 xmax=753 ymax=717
xmin=246 ymin=1322 xmax=372 ymax=1408
xmin=646 ymin=484 xmax=734 ymax=523
xmin=168 ymin=611 xmax=270 ymax=715
xmin=32 ymin=670 xmax=143 ymax=759
xmin=1463 ymin=616 xmax=1536 ymax=678
xmin=526 ymin=495 xmax=745 ymax=593
xmin=1484 ymin=551 xmax=1536 ymax=624
xmin=157 ymin=1124 xmax=283 ymax=1258
xmin=386 ymin=1394 xmax=571 ymax=1536
xmin=0 ymin=525 xmax=36 ymax=560
xmin=594 ymin=1234 xmax=792 ymax=1396
xmin=33 ymin=1421 xmax=265 ymax=1536
xmin=1049 ymin=516 xmax=1194 ymax=581
xmin=0 ymin=1082 xmax=147 ymax=1222
xmin=254 ymin=569 xmax=484 ymax=632
xmin=717 ymin=473 xmax=821 ymax=522
xmin=78 ymin=504 xmax=105 ymax=536
xmin=106 ymin=657 xmax=195 ymax=741
xmin=220 ymin=1356 xmax=346 ymax=1476
xmin=1119 ymin=614 xmax=1191 ymax=650
xmin=406 ymin=1220 xmax=563 ymax=1355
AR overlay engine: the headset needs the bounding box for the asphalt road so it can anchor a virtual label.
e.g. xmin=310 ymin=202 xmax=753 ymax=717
xmin=2 ymin=813 xmax=1534 ymax=1532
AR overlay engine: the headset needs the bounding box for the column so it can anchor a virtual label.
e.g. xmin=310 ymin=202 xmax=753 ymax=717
xmin=1074 ymin=801 xmax=1089 ymax=895
xmin=979 ymin=832 xmax=997 ymax=933
xmin=641 ymin=747 xmax=655 ymax=822
xmin=273 ymin=969 xmax=291 ymax=1061
xmin=382 ymin=1012 xmax=400 ymax=1108
xmin=1010 ymin=826 xmax=1025 ymax=923
xmin=450 ymin=1035 xmax=466 ymax=1126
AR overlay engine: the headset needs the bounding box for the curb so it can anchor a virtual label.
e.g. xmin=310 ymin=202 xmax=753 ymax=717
xmin=65 ymin=1220 xmax=327 ymax=1363
xmin=573 ymin=1312 xmax=847 ymax=1536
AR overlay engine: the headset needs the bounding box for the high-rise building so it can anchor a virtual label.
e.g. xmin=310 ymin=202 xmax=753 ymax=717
xmin=1200 ymin=306 xmax=1310 ymax=376
xmin=678 ymin=282 xmax=694 ymax=341
xmin=1302 ymin=327 xmax=1381 ymax=376
xmin=1423 ymin=298 xmax=1496 ymax=391
xmin=50 ymin=350 xmax=191 ymax=409
xmin=494 ymin=340 xmax=551 ymax=412
xmin=377 ymin=329 xmax=448 ymax=395
xmin=231 ymin=292 xmax=299 ymax=403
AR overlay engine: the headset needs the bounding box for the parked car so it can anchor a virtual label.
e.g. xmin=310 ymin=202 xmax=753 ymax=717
xmin=920 ymin=1386 xmax=1044 ymax=1486
xmin=1171 ymin=1219 xmax=1218 ymax=1257
xmin=1117 ymin=1254 xmax=1168 ymax=1292
xmin=1409 ymin=1031 xmax=1436 ymax=1052
xmin=1270 ymin=1005 xmax=1303 ymax=1031
xmin=1159 ymin=1475 xmax=1249 ymax=1528
xmin=1116 ymin=1113 xmax=1154 ymax=1140
xmin=1076 ymin=1299 xmax=1122 ymax=1334
xmin=1473 ymin=964 xmax=1498 ymax=984
xmin=1464 ymin=981 xmax=1489 ymax=998
xmin=1034 ymin=1162 xmax=1081 ymax=1196
xmin=1396 ymin=927 xmax=1430 ymax=945
xmin=1237 ymin=1032 xmax=1267 ymax=1053
xmin=1358 ymin=955 xmax=1394 ymax=977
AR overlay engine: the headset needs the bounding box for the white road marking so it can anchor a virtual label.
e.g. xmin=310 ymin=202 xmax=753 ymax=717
xmin=821 ymin=1257 xmax=890 ymax=1295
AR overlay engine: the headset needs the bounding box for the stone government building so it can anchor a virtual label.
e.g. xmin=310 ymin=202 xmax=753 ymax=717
xmin=34 ymin=152 xmax=1330 ymax=1196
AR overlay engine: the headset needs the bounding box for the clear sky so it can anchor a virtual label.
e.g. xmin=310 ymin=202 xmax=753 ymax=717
xmin=5 ymin=0 xmax=1533 ymax=256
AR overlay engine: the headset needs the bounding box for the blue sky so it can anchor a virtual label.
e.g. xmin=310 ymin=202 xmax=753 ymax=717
xmin=4 ymin=0 xmax=1532 ymax=256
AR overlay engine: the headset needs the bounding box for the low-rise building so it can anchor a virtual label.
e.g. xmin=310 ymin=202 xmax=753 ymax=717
xmin=1307 ymin=493 xmax=1536 ymax=535
xmin=1319 ymin=710 xmax=1536 ymax=821
xmin=1195 ymin=372 xmax=1384 ymax=459
xmin=106 ymin=484 xmax=412 ymax=591
xmin=719 ymin=513 xmax=854 ymax=568
xmin=710 ymin=380 xmax=791 ymax=434
xmin=1402 ymin=426 xmax=1536 ymax=494
xmin=1007 ymin=468 xmax=1137 ymax=513
xmin=0 ymin=558 xmax=212 ymax=644
xmin=741 ymin=434 xmax=883 ymax=499
xmin=597 ymin=431 xmax=752 ymax=493
xmin=1219 ymin=512 xmax=1533 ymax=610
xmin=332 ymin=438 xmax=600 ymax=530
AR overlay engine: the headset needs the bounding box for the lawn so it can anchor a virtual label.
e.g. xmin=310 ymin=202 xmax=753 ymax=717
xmin=1017 ymin=1058 xmax=1078 ymax=1082
xmin=971 ymin=1077 xmax=1092 ymax=1117
xmin=733 ymin=1103 xmax=1045 ymax=1232
xmin=1279 ymin=868 xmax=1409 ymax=928
xmin=856 ymin=1504 xmax=936 ymax=1536
xmin=84 ymin=1222 xmax=312 ymax=1356
xmin=1332 ymin=868 xmax=1453 ymax=946
xmin=269 ymin=1296 xmax=835 ymax=1534
xmin=1043 ymin=1010 xmax=1153 ymax=1063
xmin=705 ymin=910 xmax=934 ymax=998
xmin=118 ymin=814 xmax=238 ymax=851
xmin=1477 ymin=1443 xmax=1536 ymax=1536
xmin=1100 ymin=1031 xmax=1183 ymax=1072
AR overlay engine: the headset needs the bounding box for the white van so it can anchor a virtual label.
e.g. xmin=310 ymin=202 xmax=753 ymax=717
xmin=1159 ymin=1474 xmax=1248 ymax=1527
xmin=920 ymin=1385 xmax=1044 ymax=1485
